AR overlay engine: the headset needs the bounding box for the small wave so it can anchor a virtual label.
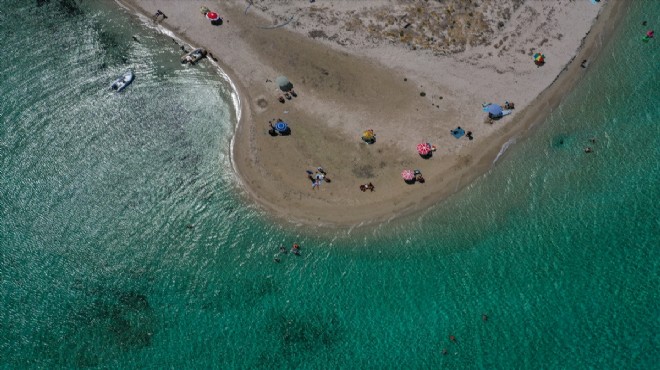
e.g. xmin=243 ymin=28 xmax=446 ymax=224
xmin=494 ymin=137 xmax=516 ymax=164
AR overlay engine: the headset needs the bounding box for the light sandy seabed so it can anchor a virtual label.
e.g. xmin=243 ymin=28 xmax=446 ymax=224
xmin=116 ymin=0 xmax=625 ymax=229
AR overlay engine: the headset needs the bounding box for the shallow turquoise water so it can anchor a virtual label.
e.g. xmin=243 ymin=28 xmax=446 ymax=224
xmin=1 ymin=1 xmax=658 ymax=368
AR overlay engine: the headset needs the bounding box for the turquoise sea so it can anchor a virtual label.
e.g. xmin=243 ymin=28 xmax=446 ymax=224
xmin=1 ymin=1 xmax=658 ymax=368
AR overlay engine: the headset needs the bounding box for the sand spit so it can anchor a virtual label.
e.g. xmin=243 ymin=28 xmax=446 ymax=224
xmin=116 ymin=0 xmax=624 ymax=229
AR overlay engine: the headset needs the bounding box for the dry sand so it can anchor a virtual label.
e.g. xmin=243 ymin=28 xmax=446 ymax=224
xmin=116 ymin=0 xmax=625 ymax=228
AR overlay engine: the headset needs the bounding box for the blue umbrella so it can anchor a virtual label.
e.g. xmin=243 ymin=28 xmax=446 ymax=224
xmin=275 ymin=121 xmax=288 ymax=132
xmin=486 ymin=104 xmax=503 ymax=117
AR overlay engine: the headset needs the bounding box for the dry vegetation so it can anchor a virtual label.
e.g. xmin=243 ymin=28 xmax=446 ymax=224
xmin=250 ymin=0 xmax=527 ymax=55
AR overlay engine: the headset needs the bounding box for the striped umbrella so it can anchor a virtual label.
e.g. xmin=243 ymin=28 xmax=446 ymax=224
xmin=275 ymin=121 xmax=288 ymax=132
xmin=533 ymin=53 xmax=545 ymax=65
xmin=401 ymin=169 xmax=415 ymax=181
xmin=417 ymin=142 xmax=432 ymax=156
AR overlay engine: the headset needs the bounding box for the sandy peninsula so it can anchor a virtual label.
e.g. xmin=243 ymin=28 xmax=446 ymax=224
xmin=116 ymin=0 xmax=624 ymax=228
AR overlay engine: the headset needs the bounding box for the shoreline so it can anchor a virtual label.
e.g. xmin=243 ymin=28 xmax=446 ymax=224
xmin=114 ymin=0 xmax=627 ymax=230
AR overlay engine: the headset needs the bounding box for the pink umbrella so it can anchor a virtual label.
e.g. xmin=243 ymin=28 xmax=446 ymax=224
xmin=417 ymin=142 xmax=432 ymax=156
xmin=206 ymin=11 xmax=220 ymax=21
xmin=647 ymin=30 xmax=654 ymax=38
xmin=401 ymin=169 xmax=415 ymax=181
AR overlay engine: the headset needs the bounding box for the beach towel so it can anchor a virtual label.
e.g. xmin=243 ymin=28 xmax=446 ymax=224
xmin=451 ymin=127 xmax=465 ymax=139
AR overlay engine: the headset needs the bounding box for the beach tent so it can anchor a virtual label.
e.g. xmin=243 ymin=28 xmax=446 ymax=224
xmin=276 ymin=76 xmax=293 ymax=91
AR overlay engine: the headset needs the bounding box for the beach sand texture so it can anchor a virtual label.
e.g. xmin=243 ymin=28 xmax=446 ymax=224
xmin=118 ymin=0 xmax=615 ymax=227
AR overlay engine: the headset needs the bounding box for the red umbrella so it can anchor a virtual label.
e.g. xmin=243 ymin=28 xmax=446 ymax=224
xmin=206 ymin=12 xmax=220 ymax=21
xmin=401 ymin=169 xmax=415 ymax=181
xmin=417 ymin=142 xmax=432 ymax=156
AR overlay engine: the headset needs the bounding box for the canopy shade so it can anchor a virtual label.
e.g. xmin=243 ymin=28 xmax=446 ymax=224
xmin=486 ymin=104 xmax=503 ymax=117
xmin=401 ymin=169 xmax=415 ymax=181
xmin=276 ymin=76 xmax=292 ymax=91
xmin=274 ymin=121 xmax=288 ymax=132
xmin=362 ymin=130 xmax=375 ymax=140
xmin=206 ymin=12 xmax=220 ymax=21
xmin=533 ymin=53 xmax=545 ymax=65
xmin=417 ymin=143 xmax=432 ymax=156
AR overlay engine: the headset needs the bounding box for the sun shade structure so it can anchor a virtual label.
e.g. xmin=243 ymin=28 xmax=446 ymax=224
xmin=276 ymin=76 xmax=293 ymax=91
xmin=206 ymin=12 xmax=220 ymax=21
xmin=417 ymin=143 xmax=432 ymax=156
xmin=361 ymin=129 xmax=375 ymax=143
xmin=486 ymin=104 xmax=503 ymax=117
xmin=401 ymin=169 xmax=415 ymax=181
xmin=533 ymin=53 xmax=545 ymax=65
xmin=274 ymin=121 xmax=289 ymax=133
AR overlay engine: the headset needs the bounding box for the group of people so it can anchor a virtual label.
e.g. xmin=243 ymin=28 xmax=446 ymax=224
xmin=278 ymin=90 xmax=298 ymax=103
xmin=274 ymin=243 xmax=300 ymax=262
xmin=584 ymin=137 xmax=596 ymax=153
xmin=307 ymin=167 xmax=329 ymax=190
xmin=359 ymin=182 xmax=375 ymax=192
xmin=414 ymin=170 xmax=425 ymax=183
xmin=153 ymin=9 xmax=167 ymax=20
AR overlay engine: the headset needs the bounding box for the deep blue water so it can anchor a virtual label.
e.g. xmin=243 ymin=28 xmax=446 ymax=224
xmin=1 ymin=1 xmax=658 ymax=368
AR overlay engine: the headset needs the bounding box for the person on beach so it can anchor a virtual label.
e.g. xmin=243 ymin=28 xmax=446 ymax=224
xmin=367 ymin=182 xmax=375 ymax=192
xmin=317 ymin=167 xmax=326 ymax=175
xmin=312 ymin=179 xmax=320 ymax=190
xmin=360 ymin=184 xmax=367 ymax=192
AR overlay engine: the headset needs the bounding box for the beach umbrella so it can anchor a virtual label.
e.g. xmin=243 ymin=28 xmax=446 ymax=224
xmin=362 ymin=129 xmax=375 ymax=141
xmin=401 ymin=169 xmax=415 ymax=181
xmin=274 ymin=121 xmax=288 ymax=132
xmin=206 ymin=12 xmax=220 ymax=21
xmin=276 ymin=76 xmax=292 ymax=91
xmin=486 ymin=104 xmax=503 ymax=117
xmin=533 ymin=53 xmax=545 ymax=65
xmin=417 ymin=142 xmax=432 ymax=156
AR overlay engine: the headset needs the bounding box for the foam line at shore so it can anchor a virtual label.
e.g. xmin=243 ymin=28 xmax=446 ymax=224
xmin=494 ymin=138 xmax=517 ymax=164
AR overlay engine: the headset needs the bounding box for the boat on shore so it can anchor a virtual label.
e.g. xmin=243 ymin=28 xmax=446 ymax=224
xmin=181 ymin=48 xmax=207 ymax=65
xmin=110 ymin=70 xmax=134 ymax=92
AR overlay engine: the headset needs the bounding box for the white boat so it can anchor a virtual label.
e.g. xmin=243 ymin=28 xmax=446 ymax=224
xmin=110 ymin=70 xmax=134 ymax=92
xmin=181 ymin=48 xmax=207 ymax=64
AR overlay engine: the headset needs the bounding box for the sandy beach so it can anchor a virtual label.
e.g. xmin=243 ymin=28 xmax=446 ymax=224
xmin=116 ymin=0 xmax=624 ymax=228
